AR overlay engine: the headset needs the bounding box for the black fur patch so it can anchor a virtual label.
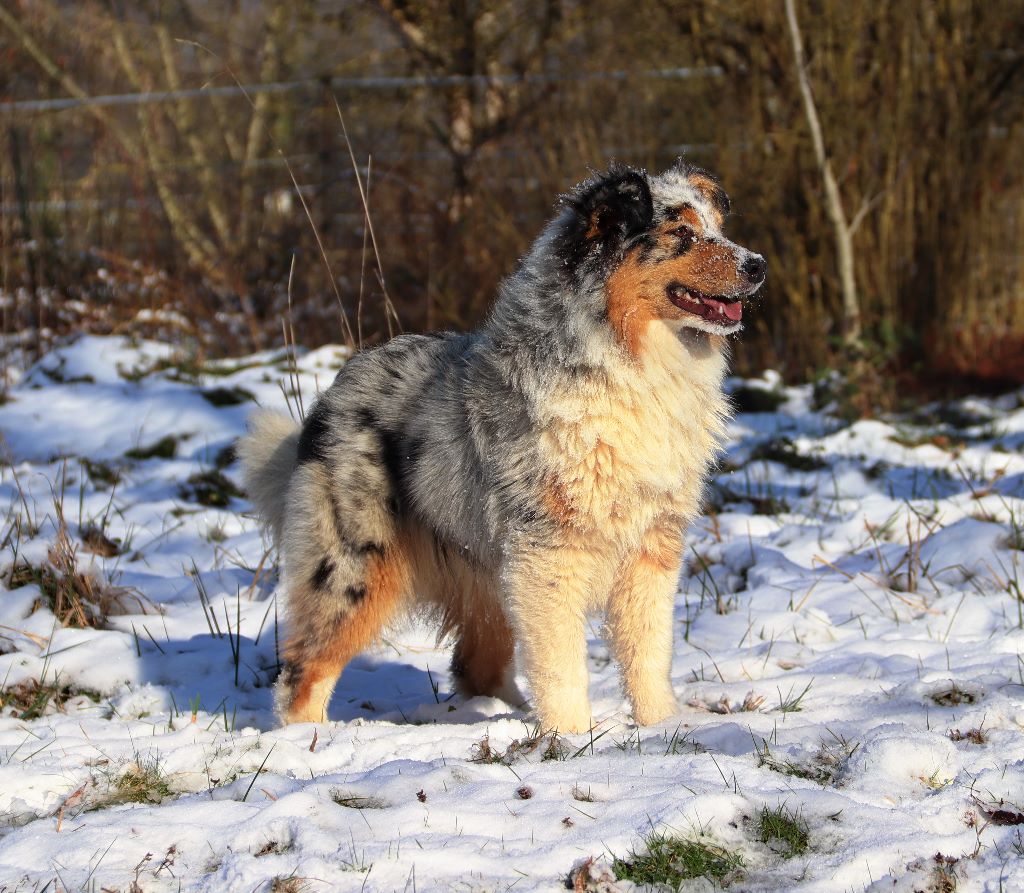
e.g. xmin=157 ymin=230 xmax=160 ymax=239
xmin=672 ymin=235 xmax=696 ymax=257
xmin=342 ymin=535 xmax=384 ymax=557
xmin=344 ymin=583 xmax=367 ymax=604
xmin=555 ymin=167 xmax=654 ymax=277
xmin=325 ymin=484 xmax=385 ymax=558
xmin=376 ymin=427 xmax=424 ymax=516
xmin=354 ymin=406 xmax=377 ymax=430
xmin=450 ymin=651 xmax=467 ymax=679
xmin=704 ymin=182 xmax=730 ymax=218
xmin=311 ymin=557 xmax=334 ymax=591
xmin=297 ymin=402 xmax=333 ymax=465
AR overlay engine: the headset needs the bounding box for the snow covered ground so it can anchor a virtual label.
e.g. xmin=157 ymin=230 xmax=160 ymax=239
xmin=1 ymin=334 xmax=1023 ymax=892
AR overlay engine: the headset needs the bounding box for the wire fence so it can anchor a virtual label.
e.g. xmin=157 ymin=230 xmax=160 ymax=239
xmin=0 ymin=66 xmax=723 ymax=114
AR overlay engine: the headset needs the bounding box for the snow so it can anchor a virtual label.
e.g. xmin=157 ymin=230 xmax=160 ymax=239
xmin=1 ymin=334 xmax=1023 ymax=891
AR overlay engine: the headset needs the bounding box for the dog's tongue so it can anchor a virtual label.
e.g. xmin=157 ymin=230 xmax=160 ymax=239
xmin=705 ymin=298 xmax=743 ymax=322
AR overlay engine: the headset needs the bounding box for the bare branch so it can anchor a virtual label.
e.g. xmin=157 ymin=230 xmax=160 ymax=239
xmin=369 ymin=0 xmax=448 ymax=69
xmin=849 ymin=188 xmax=887 ymax=236
xmin=784 ymin=0 xmax=861 ymax=344
xmin=238 ymin=3 xmax=288 ymax=252
xmin=156 ymin=25 xmax=233 ymax=249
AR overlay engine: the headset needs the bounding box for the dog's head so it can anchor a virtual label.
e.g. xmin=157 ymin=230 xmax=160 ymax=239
xmin=555 ymin=161 xmax=765 ymax=355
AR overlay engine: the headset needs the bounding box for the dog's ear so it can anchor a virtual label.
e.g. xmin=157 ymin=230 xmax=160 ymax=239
xmin=557 ymin=169 xmax=654 ymax=269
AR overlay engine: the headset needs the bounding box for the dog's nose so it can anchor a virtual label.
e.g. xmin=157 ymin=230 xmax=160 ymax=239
xmin=741 ymin=254 xmax=767 ymax=283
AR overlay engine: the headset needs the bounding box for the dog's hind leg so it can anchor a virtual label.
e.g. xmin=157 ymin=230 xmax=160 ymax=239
xmin=606 ymin=520 xmax=682 ymax=726
xmin=274 ymin=464 xmax=407 ymax=725
xmin=413 ymin=537 xmax=524 ymax=709
xmin=276 ymin=546 xmax=408 ymax=724
xmin=449 ymin=594 xmax=524 ymax=708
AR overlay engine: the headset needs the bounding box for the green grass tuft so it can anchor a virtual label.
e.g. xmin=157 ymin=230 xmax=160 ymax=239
xmin=84 ymin=757 xmax=174 ymax=810
xmin=612 ymin=831 xmax=743 ymax=887
xmin=754 ymin=732 xmax=858 ymax=786
xmin=112 ymin=760 xmax=174 ymax=805
xmin=757 ymin=804 xmax=809 ymax=858
xmin=776 ymin=680 xmax=813 ymax=713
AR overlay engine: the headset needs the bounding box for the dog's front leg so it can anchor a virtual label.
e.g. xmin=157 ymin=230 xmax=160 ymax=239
xmin=503 ymin=546 xmax=603 ymax=734
xmin=607 ymin=522 xmax=683 ymax=726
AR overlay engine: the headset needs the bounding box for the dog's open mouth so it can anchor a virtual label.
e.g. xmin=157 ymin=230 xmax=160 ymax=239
xmin=667 ymin=284 xmax=743 ymax=326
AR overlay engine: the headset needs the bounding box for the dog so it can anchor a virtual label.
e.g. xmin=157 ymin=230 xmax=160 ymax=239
xmin=239 ymin=160 xmax=765 ymax=732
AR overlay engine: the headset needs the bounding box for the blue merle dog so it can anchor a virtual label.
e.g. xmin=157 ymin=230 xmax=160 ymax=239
xmin=240 ymin=161 xmax=766 ymax=731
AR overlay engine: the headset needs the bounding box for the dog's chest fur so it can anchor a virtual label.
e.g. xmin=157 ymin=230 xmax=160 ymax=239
xmin=536 ymin=324 xmax=729 ymax=547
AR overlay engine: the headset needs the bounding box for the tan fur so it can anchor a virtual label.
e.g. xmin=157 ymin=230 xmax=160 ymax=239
xmin=607 ymin=520 xmax=684 ymax=724
xmin=540 ymin=324 xmax=727 ymax=545
xmin=449 ymin=601 xmax=518 ymax=701
xmin=667 ymin=240 xmax=749 ymax=296
xmin=519 ymin=323 xmax=729 ymax=730
xmin=604 ymin=217 xmax=753 ymax=362
xmin=605 ymin=254 xmax=661 ymax=358
xmin=677 ymin=205 xmax=704 ymax=230
xmin=542 ymin=476 xmax=580 ymax=528
xmin=502 ymin=543 xmax=611 ymax=732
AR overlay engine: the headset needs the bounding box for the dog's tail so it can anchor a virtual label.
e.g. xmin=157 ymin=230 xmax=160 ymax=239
xmin=238 ymin=409 xmax=300 ymax=546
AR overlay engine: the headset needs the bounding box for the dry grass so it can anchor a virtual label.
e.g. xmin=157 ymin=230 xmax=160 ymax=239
xmin=471 ymin=726 xmax=568 ymax=765
xmin=0 ymin=676 xmax=104 ymax=720
xmin=329 ymin=790 xmax=388 ymax=810
xmin=10 ymin=521 xmax=147 ymax=629
xmin=929 ymin=684 xmax=979 ymax=708
xmin=266 ymin=879 xmax=309 ymax=893
xmin=948 ymin=727 xmax=987 ymax=745
xmin=3 ymin=477 xmax=150 ymax=629
xmin=181 ymin=469 xmax=244 ymax=509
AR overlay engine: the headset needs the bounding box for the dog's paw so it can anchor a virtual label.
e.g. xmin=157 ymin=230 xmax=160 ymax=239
xmin=535 ymin=702 xmax=594 ymax=735
xmin=631 ymin=692 xmax=679 ymax=727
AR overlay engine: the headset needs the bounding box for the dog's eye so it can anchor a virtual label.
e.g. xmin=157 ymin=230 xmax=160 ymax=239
xmin=672 ymin=225 xmax=698 ymax=244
